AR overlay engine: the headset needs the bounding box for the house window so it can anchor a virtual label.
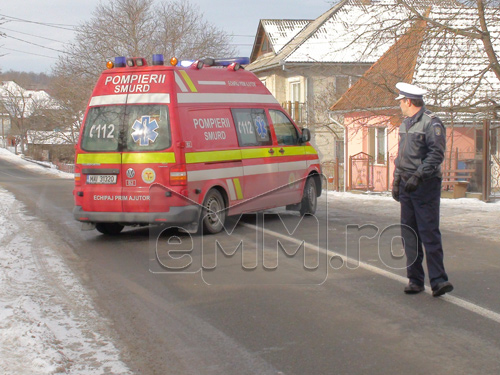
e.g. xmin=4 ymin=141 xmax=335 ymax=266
xmin=288 ymin=79 xmax=302 ymax=122
xmin=335 ymin=76 xmax=350 ymax=96
xmin=368 ymin=127 xmax=387 ymax=164
xmin=261 ymin=37 xmax=269 ymax=53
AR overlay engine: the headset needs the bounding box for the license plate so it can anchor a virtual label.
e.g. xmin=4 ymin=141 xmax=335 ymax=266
xmin=86 ymin=175 xmax=117 ymax=184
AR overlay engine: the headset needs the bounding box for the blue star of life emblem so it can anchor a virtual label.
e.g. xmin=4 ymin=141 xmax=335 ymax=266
xmin=255 ymin=116 xmax=267 ymax=139
xmin=132 ymin=116 xmax=159 ymax=146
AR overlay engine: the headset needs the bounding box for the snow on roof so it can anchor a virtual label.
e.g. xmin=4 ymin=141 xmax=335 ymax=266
xmin=0 ymin=81 xmax=59 ymax=117
xmin=285 ymin=3 xmax=412 ymax=63
xmin=414 ymin=7 xmax=500 ymax=112
xmin=248 ymin=0 xmax=462 ymax=72
xmin=261 ymin=19 xmax=311 ymax=54
xmin=330 ymin=5 xmax=500 ymax=118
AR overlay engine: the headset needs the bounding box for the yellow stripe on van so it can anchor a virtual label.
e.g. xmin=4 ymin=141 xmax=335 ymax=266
xmin=305 ymin=145 xmax=319 ymax=155
xmin=185 ymin=150 xmax=242 ymax=164
xmin=279 ymin=146 xmax=305 ymax=156
xmin=233 ymin=178 xmax=244 ymax=200
xmin=180 ymin=71 xmax=198 ymax=93
xmin=76 ymin=153 xmax=121 ymax=164
xmin=122 ymin=152 xmax=176 ymax=164
xmin=240 ymin=148 xmax=275 ymax=159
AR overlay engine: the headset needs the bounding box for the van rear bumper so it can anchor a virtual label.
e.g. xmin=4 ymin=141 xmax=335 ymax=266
xmin=73 ymin=205 xmax=201 ymax=228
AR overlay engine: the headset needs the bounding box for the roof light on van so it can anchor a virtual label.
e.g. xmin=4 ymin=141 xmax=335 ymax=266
xmin=203 ymin=57 xmax=250 ymax=67
xmin=126 ymin=57 xmax=147 ymax=67
xmin=179 ymin=60 xmax=194 ymax=67
xmin=153 ymin=54 xmax=164 ymax=66
xmin=106 ymin=60 xmax=114 ymax=69
xmin=115 ymin=56 xmax=126 ymax=68
xmin=170 ymin=57 xmax=178 ymax=66
xmin=228 ymin=62 xmax=242 ymax=71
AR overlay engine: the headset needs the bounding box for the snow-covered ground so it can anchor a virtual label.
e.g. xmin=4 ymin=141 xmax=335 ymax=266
xmin=0 ymin=147 xmax=73 ymax=180
xmin=0 ymin=149 xmax=131 ymax=374
xmin=326 ymin=191 xmax=500 ymax=243
xmin=0 ymin=148 xmax=499 ymax=374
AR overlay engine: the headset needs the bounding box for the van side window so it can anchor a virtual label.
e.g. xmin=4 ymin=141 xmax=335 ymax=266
xmin=269 ymin=110 xmax=299 ymax=146
xmin=232 ymin=109 xmax=272 ymax=147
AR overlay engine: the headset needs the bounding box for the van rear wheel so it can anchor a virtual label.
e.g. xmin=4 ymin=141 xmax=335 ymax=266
xmin=96 ymin=223 xmax=124 ymax=235
xmin=300 ymin=177 xmax=317 ymax=216
xmin=201 ymin=189 xmax=226 ymax=234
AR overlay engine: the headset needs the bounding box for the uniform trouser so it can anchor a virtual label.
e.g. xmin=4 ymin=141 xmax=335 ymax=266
xmin=399 ymin=176 xmax=448 ymax=290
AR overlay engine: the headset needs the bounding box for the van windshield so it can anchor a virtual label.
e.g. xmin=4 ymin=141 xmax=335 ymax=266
xmin=81 ymin=104 xmax=171 ymax=152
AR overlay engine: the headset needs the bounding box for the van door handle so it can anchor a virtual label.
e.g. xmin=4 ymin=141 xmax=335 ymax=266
xmin=268 ymin=148 xmax=274 ymax=154
xmin=279 ymin=148 xmax=285 ymax=154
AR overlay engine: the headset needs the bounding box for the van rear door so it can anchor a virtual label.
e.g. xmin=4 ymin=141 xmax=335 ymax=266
xmin=120 ymin=104 xmax=173 ymax=214
xmin=78 ymin=105 xmax=124 ymax=214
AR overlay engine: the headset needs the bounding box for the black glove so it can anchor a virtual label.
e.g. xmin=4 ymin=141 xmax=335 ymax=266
xmin=404 ymin=174 xmax=421 ymax=193
xmin=392 ymin=176 xmax=401 ymax=202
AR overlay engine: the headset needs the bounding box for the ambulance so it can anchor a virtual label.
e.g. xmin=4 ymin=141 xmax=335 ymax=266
xmin=73 ymin=55 xmax=322 ymax=235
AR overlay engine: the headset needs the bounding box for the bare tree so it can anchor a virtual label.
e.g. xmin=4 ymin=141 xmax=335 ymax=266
xmin=50 ymin=0 xmax=237 ymax=145
xmin=326 ymin=0 xmax=500 ymax=117
xmin=54 ymin=0 xmax=237 ymax=83
xmin=152 ymin=0 xmax=237 ymax=59
xmin=0 ymin=81 xmax=54 ymax=154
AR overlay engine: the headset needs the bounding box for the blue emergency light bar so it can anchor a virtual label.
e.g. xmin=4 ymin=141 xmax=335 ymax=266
xmin=115 ymin=56 xmax=126 ymax=68
xmin=152 ymin=54 xmax=164 ymax=66
xmin=110 ymin=55 xmax=250 ymax=69
xmin=203 ymin=57 xmax=250 ymax=67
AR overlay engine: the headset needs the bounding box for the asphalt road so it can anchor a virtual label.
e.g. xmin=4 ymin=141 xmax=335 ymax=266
xmin=1 ymin=158 xmax=500 ymax=375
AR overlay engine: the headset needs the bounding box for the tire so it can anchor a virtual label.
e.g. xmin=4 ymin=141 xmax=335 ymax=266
xmin=201 ymin=189 xmax=226 ymax=234
xmin=95 ymin=223 xmax=124 ymax=235
xmin=300 ymin=177 xmax=317 ymax=216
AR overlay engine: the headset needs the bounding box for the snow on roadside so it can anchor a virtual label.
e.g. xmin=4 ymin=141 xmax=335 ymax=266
xmin=0 ymin=188 xmax=131 ymax=374
xmin=326 ymin=191 xmax=500 ymax=243
xmin=0 ymin=148 xmax=73 ymax=179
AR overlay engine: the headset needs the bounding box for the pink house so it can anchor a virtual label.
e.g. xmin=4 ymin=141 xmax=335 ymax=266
xmin=329 ymin=14 xmax=498 ymax=194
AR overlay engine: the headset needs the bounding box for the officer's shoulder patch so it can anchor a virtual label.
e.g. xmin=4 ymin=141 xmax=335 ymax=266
xmin=424 ymin=109 xmax=436 ymax=119
xmin=434 ymin=125 xmax=442 ymax=136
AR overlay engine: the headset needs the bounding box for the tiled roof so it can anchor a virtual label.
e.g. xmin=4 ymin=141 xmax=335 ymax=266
xmin=330 ymin=6 xmax=500 ymax=116
xmin=414 ymin=7 xmax=500 ymax=113
xmin=247 ymin=0 xmax=462 ymax=72
xmin=330 ymin=18 xmax=427 ymax=112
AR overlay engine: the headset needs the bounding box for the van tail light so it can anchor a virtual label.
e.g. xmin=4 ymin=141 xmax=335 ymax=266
xmin=74 ymin=165 xmax=82 ymax=186
xmin=170 ymin=164 xmax=187 ymax=186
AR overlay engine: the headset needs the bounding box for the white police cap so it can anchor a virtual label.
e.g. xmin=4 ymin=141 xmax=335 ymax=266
xmin=395 ymin=82 xmax=427 ymax=100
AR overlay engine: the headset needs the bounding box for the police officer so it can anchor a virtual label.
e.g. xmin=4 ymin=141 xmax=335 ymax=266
xmin=392 ymin=82 xmax=454 ymax=297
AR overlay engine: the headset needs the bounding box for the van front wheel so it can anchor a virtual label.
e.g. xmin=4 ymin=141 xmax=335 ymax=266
xmin=96 ymin=223 xmax=124 ymax=235
xmin=201 ymin=189 xmax=226 ymax=234
xmin=300 ymin=177 xmax=317 ymax=216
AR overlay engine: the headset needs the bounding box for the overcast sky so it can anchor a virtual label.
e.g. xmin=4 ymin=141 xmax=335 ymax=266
xmin=0 ymin=0 xmax=335 ymax=74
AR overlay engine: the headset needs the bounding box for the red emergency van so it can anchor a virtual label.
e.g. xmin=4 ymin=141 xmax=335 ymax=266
xmin=73 ymin=55 xmax=322 ymax=235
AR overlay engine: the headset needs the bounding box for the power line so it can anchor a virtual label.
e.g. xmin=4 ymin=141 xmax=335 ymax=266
xmin=4 ymin=35 xmax=66 ymax=53
xmin=0 ymin=13 xmax=75 ymax=31
xmin=1 ymin=46 xmax=58 ymax=60
xmin=0 ymin=26 xmax=68 ymax=44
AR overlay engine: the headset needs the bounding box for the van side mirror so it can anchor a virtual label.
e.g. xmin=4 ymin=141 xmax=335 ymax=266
xmin=300 ymin=128 xmax=311 ymax=143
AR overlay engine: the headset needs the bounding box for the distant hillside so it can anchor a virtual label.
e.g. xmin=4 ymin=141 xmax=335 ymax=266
xmin=0 ymin=70 xmax=53 ymax=93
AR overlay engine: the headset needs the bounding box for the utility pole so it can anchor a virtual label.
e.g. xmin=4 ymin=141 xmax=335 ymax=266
xmin=482 ymin=119 xmax=491 ymax=202
xmin=1 ymin=113 xmax=5 ymax=148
